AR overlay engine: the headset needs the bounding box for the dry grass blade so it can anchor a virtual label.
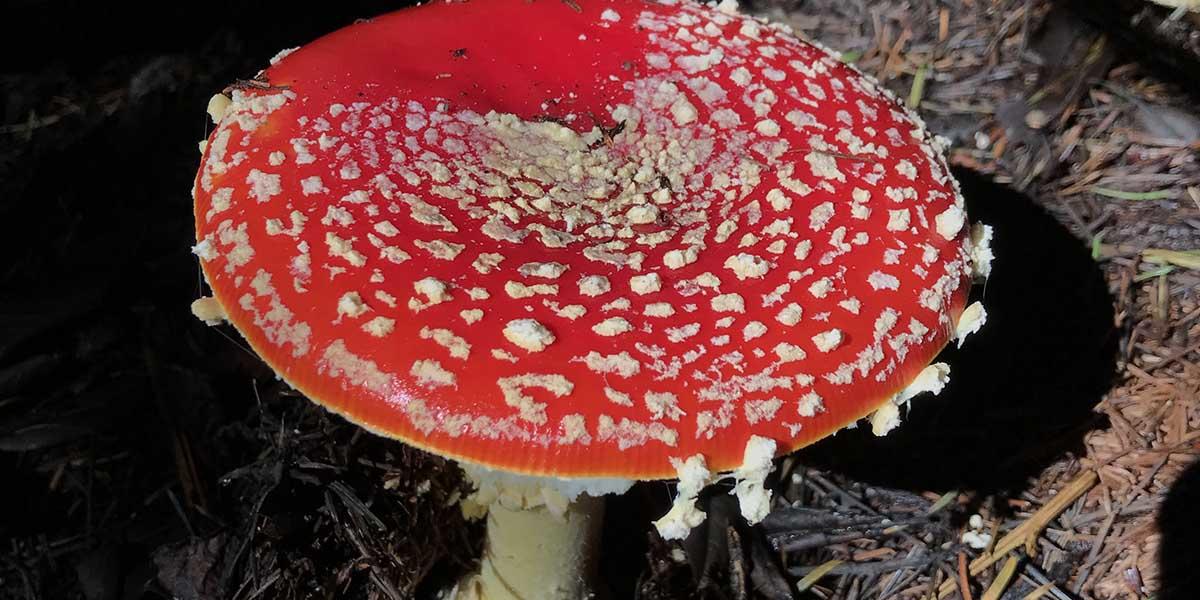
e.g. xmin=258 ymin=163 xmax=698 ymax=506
xmin=1089 ymin=186 xmax=1175 ymax=201
xmin=926 ymin=490 xmax=959 ymax=515
xmin=980 ymin=556 xmax=1019 ymax=600
xmin=1023 ymin=471 xmax=1099 ymax=556
xmin=795 ymin=559 xmax=843 ymax=593
xmin=1021 ymin=581 xmax=1056 ymax=600
xmin=908 ymin=63 xmax=930 ymax=109
xmin=938 ymin=470 xmax=1098 ymax=598
xmin=1143 ymin=248 xmax=1200 ymax=269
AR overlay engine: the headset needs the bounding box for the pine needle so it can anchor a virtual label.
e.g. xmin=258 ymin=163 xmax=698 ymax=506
xmin=981 ymin=556 xmax=1019 ymax=600
xmin=908 ymin=63 xmax=930 ymax=109
xmin=1089 ymin=187 xmax=1174 ymax=201
xmin=795 ymin=559 xmax=843 ymax=593
xmin=1142 ymin=248 xmax=1200 ymax=269
xmin=1133 ymin=265 xmax=1175 ymax=282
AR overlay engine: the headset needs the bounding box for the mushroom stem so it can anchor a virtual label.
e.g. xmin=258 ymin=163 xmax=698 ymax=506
xmin=457 ymin=495 xmax=605 ymax=599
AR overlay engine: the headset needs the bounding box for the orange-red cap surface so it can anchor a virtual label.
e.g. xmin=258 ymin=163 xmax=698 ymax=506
xmin=193 ymin=0 xmax=974 ymax=479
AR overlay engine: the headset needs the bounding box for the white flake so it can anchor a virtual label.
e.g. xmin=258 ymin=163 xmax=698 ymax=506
xmin=868 ymin=272 xmax=900 ymax=291
xmin=955 ymin=301 xmax=987 ymax=347
xmin=630 ymin=273 xmax=663 ymax=295
xmin=811 ymin=329 xmax=843 ymax=352
xmin=732 ymin=436 xmax=775 ymax=524
xmin=654 ymin=455 xmax=714 ymax=540
xmin=776 ymin=303 xmax=802 ymax=326
xmin=935 ymin=206 xmax=965 ymax=240
xmin=593 ymin=317 xmax=634 ymax=336
xmin=723 ymin=253 xmax=770 ymax=280
xmin=711 ymin=293 xmax=745 ymax=313
xmin=578 ymin=275 xmax=612 ymax=297
xmin=503 ymin=319 xmax=556 ymax=352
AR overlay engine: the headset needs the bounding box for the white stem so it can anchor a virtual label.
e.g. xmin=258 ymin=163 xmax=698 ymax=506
xmin=456 ymin=495 xmax=605 ymax=599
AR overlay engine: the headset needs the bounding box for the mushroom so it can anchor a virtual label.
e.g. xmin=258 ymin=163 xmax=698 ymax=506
xmin=190 ymin=0 xmax=990 ymax=597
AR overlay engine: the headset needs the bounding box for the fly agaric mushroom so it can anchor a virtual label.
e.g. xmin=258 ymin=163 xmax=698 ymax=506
xmin=190 ymin=0 xmax=991 ymax=597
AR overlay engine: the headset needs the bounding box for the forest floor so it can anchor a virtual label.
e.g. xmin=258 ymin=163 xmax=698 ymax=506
xmin=1 ymin=1 xmax=1197 ymax=599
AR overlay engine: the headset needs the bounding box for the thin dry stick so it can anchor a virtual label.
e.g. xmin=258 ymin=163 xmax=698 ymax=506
xmin=937 ymin=471 xmax=1098 ymax=599
xmin=1025 ymin=471 xmax=1099 ymax=556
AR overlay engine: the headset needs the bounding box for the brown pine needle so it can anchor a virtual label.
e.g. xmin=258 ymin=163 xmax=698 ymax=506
xmin=957 ymin=552 xmax=975 ymax=600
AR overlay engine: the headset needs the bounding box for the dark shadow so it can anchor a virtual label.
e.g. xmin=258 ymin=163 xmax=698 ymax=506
xmin=799 ymin=168 xmax=1118 ymax=495
xmin=598 ymin=481 xmax=675 ymax=598
xmin=1063 ymin=0 xmax=1200 ymax=102
xmin=2 ymin=4 xmax=429 ymax=599
xmin=1159 ymin=457 xmax=1200 ymax=600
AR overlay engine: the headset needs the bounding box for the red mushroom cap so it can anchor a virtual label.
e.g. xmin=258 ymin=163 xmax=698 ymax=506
xmin=193 ymin=0 xmax=974 ymax=479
